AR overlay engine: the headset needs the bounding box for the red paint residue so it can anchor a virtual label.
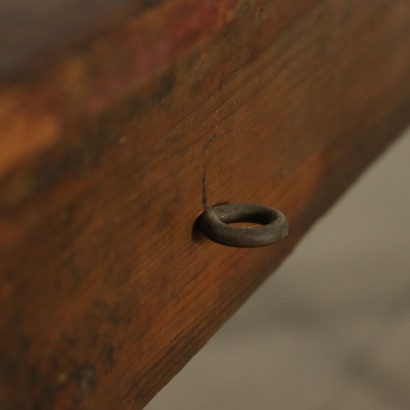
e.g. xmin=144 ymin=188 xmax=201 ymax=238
xmin=86 ymin=0 xmax=240 ymax=114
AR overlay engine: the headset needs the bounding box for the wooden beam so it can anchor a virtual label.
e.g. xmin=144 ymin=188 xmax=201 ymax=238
xmin=0 ymin=0 xmax=409 ymax=408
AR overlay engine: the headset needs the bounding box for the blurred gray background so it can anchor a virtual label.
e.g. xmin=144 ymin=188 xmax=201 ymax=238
xmin=147 ymin=128 xmax=410 ymax=410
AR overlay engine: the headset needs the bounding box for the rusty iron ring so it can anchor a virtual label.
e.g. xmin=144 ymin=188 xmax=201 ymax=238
xmin=199 ymin=203 xmax=289 ymax=248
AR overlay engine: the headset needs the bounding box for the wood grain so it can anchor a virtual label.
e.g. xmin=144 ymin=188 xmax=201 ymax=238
xmin=0 ymin=0 xmax=410 ymax=409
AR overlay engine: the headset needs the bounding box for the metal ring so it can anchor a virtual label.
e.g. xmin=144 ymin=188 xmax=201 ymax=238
xmin=199 ymin=203 xmax=289 ymax=248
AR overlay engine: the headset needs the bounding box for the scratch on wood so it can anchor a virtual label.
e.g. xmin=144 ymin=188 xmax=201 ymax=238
xmin=201 ymin=134 xmax=216 ymax=210
xmin=202 ymin=105 xmax=221 ymax=209
xmin=201 ymin=156 xmax=208 ymax=209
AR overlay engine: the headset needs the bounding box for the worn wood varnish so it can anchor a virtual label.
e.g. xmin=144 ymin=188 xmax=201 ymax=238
xmin=0 ymin=0 xmax=410 ymax=408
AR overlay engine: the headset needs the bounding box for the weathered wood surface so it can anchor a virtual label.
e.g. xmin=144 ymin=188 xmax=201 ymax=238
xmin=0 ymin=0 xmax=154 ymax=78
xmin=0 ymin=0 xmax=410 ymax=409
